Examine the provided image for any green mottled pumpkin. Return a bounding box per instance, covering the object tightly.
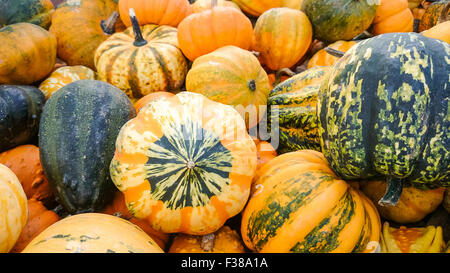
[317,33,450,206]
[267,66,329,154]
[0,0,54,29]
[418,0,450,32]
[39,80,136,214]
[301,0,379,43]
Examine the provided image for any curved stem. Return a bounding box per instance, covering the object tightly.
[200,233,215,252]
[273,68,296,86]
[324,47,345,58]
[100,11,119,35]
[378,178,403,207]
[129,8,148,47]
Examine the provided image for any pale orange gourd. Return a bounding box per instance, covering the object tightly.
[191,0,241,13]
[422,21,450,43]
[307,41,357,69]
[371,0,414,35]
[134,91,175,113]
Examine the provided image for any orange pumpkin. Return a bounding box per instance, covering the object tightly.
[231,0,284,17]
[253,7,313,71]
[9,199,59,253]
[134,91,175,113]
[307,40,357,69]
[422,21,450,43]
[253,138,277,170]
[118,0,192,27]
[101,191,170,250]
[177,2,254,61]
[371,0,414,35]
[191,0,241,13]
[0,145,53,206]
[169,226,245,253]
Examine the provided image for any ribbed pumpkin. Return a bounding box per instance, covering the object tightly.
[307,41,357,69]
[38,66,96,100]
[49,0,125,70]
[0,23,56,85]
[253,7,313,71]
[267,66,329,154]
[231,0,284,17]
[9,198,59,253]
[118,0,192,27]
[317,33,450,206]
[371,0,414,35]
[110,92,257,235]
[191,0,240,13]
[241,150,381,253]
[0,85,46,153]
[301,0,379,43]
[360,181,445,224]
[0,164,27,253]
[169,226,245,253]
[0,145,53,206]
[134,91,175,113]
[21,213,164,253]
[95,10,188,101]
[177,2,254,61]
[0,0,54,29]
[418,0,449,32]
[422,20,450,43]
[185,45,271,129]
[101,191,169,250]
[253,138,277,170]
[380,222,445,253]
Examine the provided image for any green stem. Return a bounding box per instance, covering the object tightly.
[129,8,147,47]
[378,178,403,207]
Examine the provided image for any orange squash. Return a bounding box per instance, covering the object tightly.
[422,20,450,43]
[0,145,53,206]
[371,0,414,35]
[253,138,277,170]
[360,181,445,224]
[177,2,254,61]
[231,0,284,17]
[253,7,313,71]
[134,91,175,113]
[9,199,59,253]
[101,191,170,250]
[307,40,357,69]
[169,226,245,253]
[118,0,192,27]
[191,0,241,13]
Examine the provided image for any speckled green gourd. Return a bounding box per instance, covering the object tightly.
[317,33,450,205]
[39,80,136,214]
[268,66,329,154]
[0,0,54,29]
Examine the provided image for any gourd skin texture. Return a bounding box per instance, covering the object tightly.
[0,0,54,29]
[191,0,241,13]
[0,85,46,153]
[317,33,450,190]
[418,0,450,32]
[307,41,357,69]
[231,0,284,17]
[39,80,137,214]
[371,0,413,35]
[422,21,450,44]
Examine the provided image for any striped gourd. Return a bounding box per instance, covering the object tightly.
[110,92,257,235]
[241,150,381,253]
[268,66,329,154]
[317,33,450,206]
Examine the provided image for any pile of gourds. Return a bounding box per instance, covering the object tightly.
[0,0,449,254]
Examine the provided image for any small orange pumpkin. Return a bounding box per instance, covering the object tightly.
[0,145,53,206]
[169,226,245,253]
[134,91,175,113]
[191,0,241,13]
[177,1,254,61]
[307,40,357,69]
[371,0,414,35]
[9,199,59,253]
[422,21,450,43]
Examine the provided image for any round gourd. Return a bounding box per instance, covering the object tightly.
[0,145,53,206]
[317,33,450,206]
[418,0,449,32]
[0,0,54,29]
[0,85,46,153]
[422,21,450,43]
[9,199,59,253]
[191,0,240,13]
[301,0,379,43]
[169,226,245,253]
[49,0,125,70]
[231,0,284,17]
[177,3,254,61]
[267,66,329,154]
[38,66,96,100]
[21,213,164,253]
[307,41,357,69]
[95,10,188,101]
[185,45,271,129]
[134,91,175,113]
[118,0,192,27]
[241,150,381,253]
[253,7,313,71]
[0,23,56,85]
[0,163,27,253]
[110,92,257,235]
[371,0,414,35]
[360,181,445,224]
[39,80,137,214]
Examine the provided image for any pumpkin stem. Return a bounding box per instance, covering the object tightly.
[248,80,256,91]
[101,11,119,35]
[129,8,148,47]
[273,68,296,86]
[324,47,345,58]
[352,31,373,41]
[200,233,215,252]
[211,0,218,8]
[378,178,403,207]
